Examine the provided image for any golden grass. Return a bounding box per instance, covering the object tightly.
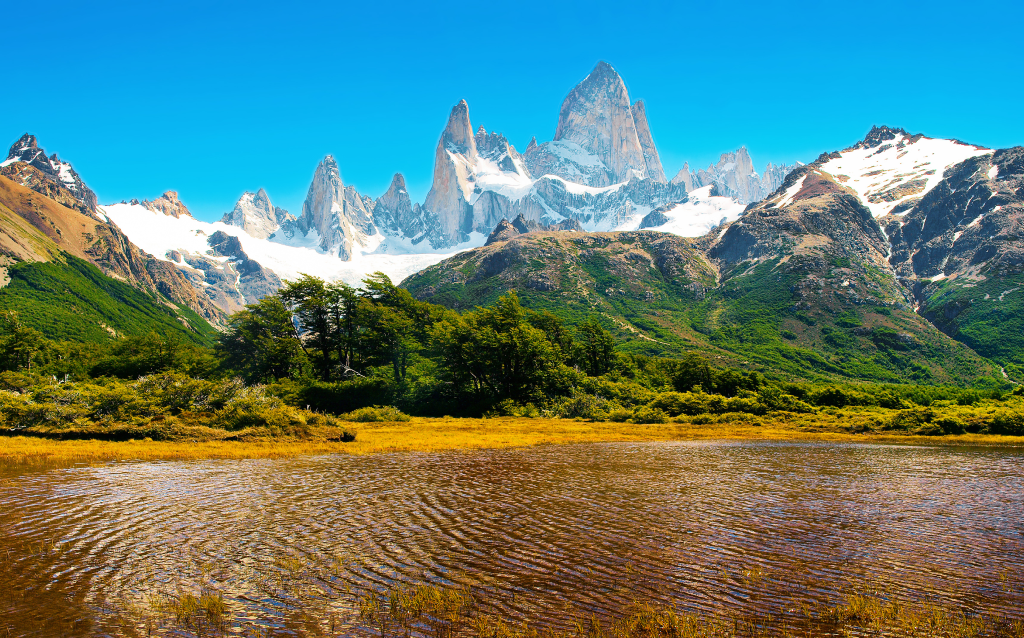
[2,414,1022,466]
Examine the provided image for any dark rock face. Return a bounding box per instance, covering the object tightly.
[168,230,283,314]
[639,206,671,229]
[884,148,1024,281]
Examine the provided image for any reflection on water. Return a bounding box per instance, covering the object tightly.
[1,441,1022,636]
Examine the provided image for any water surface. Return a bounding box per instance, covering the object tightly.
[1,440,1022,635]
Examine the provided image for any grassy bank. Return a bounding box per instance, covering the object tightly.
[3,414,1022,466]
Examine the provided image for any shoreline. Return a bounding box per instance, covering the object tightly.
[3,417,1022,466]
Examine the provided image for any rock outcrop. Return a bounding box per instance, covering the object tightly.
[221,188,295,239]
[484,213,583,245]
[0,134,98,215]
[140,191,193,218]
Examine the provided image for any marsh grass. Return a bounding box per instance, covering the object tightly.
[2,415,1022,467]
[101,579,1024,638]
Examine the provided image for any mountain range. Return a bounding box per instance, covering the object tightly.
[0,61,1021,385]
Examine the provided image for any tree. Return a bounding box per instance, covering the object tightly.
[216,296,306,383]
[280,275,335,380]
[573,317,616,376]
[0,312,48,373]
[432,293,561,402]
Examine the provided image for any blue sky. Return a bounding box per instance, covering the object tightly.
[4,0,1022,222]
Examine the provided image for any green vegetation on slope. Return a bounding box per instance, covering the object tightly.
[4,271,1020,445]
[686,257,988,385]
[0,254,217,345]
[919,272,1024,380]
[403,233,998,386]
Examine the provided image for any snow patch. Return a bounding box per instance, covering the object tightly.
[819,134,991,217]
[988,165,999,180]
[101,203,484,287]
[629,185,747,237]
[772,174,807,209]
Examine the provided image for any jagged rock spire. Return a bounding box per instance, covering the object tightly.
[553,61,649,183]
[299,155,375,260]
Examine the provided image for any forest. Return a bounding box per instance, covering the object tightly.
[1,273,1022,443]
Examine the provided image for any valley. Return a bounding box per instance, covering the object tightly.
[1,48,1023,638]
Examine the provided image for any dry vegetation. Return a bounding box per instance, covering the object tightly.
[4,413,1021,467]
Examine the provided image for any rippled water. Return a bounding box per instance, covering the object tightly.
[1,441,1023,636]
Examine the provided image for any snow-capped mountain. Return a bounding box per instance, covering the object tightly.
[220,188,295,240]
[815,126,991,218]
[91,61,797,313]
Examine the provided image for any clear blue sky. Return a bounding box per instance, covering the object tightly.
[4,0,1022,221]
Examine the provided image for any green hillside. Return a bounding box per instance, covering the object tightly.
[0,253,217,345]
[402,232,1000,387]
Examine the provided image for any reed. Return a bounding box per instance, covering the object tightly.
[107,580,1024,638]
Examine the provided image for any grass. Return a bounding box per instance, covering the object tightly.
[92,579,1024,638]
[3,414,1022,466]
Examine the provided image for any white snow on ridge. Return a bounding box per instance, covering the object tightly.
[626,185,746,237]
[101,203,485,287]
[819,134,991,217]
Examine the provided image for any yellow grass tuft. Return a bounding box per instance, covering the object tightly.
[2,415,1022,466]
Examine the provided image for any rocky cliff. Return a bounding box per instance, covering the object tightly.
[630,100,667,184]
[139,191,193,218]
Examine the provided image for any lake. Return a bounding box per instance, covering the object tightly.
[1,440,1022,635]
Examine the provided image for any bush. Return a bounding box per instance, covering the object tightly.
[485,399,540,418]
[989,410,1024,435]
[885,408,934,431]
[555,393,619,420]
[607,408,632,422]
[339,405,411,422]
[630,406,668,424]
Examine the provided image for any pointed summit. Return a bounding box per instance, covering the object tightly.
[553,61,648,183]
[299,155,375,260]
[373,172,422,239]
[142,191,193,218]
[441,99,477,160]
[4,134,41,164]
[423,100,479,245]
[221,188,294,239]
[1,133,98,214]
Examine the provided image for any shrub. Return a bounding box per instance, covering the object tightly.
[607,408,632,422]
[339,405,411,422]
[630,406,668,424]
[485,399,540,418]
[885,408,934,431]
[555,393,618,420]
[989,410,1024,435]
